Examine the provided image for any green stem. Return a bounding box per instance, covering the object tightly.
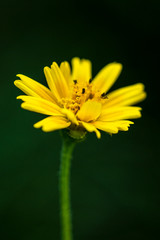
[59,134,76,240]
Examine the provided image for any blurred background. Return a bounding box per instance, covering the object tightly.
[0,0,160,239]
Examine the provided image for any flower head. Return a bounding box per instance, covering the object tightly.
[14,58,146,139]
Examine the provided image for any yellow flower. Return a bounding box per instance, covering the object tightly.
[14,57,146,139]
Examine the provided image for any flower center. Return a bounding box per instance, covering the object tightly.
[59,80,106,114]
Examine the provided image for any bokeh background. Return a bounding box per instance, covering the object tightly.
[0,0,160,239]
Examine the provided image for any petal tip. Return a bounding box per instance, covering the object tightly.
[14,80,18,86]
[16,74,22,78]
[16,96,22,100]
[96,130,101,139]
[33,123,40,129]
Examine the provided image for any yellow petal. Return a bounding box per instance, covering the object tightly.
[103,83,146,107]
[115,120,134,131]
[17,96,62,116]
[81,121,101,138]
[93,121,118,134]
[34,116,71,132]
[71,57,80,80]
[61,108,79,125]
[93,120,134,134]
[14,80,40,98]
[118,92,147,106]
[77,101,102,122]
[51,62,69,97]
[92,62,122,93]
[44,67,61,100]
[71,57,92,83]
[15,74,56,103]
[60,61,71,85]
[99,106,142,121]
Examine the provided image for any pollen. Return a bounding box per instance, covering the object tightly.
[58,80,103,114]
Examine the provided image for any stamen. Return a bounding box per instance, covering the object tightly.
[101,92,108,99]
[82,88,85,94]
[89,78,93,84]
[61,77,103,114]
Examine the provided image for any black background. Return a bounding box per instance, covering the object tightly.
[0,1,160,239]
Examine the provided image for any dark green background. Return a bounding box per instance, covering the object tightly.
[0,1,160,239]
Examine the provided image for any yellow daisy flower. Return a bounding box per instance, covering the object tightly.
[14,57,146,139]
